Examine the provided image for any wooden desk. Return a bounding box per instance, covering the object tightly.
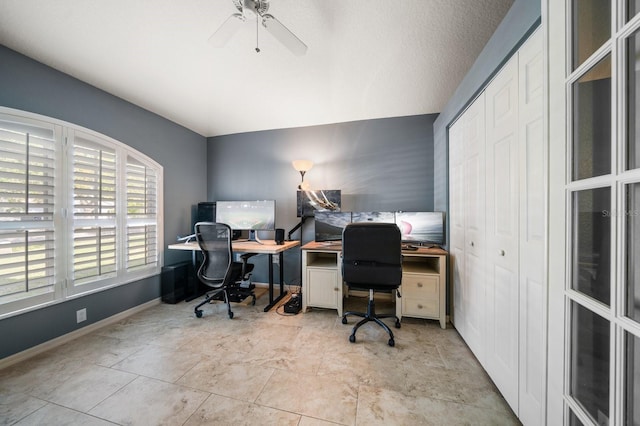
[168,239,300,311]
[301,241,448,328]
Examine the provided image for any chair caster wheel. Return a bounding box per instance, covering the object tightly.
[388,339,395,347]
[349,334,356,343]
[251,297,256,306]
[195,310,203,318]
[342,317,348,324]
[395,320,401,329]
[228,311,234,319]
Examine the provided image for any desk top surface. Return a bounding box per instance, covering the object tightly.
[168,239,300,254]
[301,241,448,256]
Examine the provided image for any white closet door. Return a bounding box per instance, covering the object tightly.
[484,54,520,412]
[462,93,486,362]
[517,29,545,426]
[449,115,466,336]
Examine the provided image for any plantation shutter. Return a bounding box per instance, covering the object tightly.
[0,117,56,303]
[72,133,117,284]
[126,156,158,270]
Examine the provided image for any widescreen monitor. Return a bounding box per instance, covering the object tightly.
[216,200,276,241]
[297,189,341,217]
[314,211,352,242]
[395,211,444,245]
[351,211,396,224]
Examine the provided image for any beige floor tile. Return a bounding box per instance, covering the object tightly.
[183,393,300,426]
[356,384,520,426]
[13,403,114,426]
[112,344,206,382]
[256,369,358,425]
[0,392,46,426]
[176,350,275,402]
[89,376,209,425]
[41,364,137,412]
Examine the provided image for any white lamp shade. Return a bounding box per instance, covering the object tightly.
[292,159,313,172]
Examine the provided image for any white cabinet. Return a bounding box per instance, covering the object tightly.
[302,249,343,317]
[448,29,544,426]
[396,253,447,329]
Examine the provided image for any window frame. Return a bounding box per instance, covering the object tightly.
[0,107,163,319]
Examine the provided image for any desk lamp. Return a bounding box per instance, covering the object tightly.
[288,160,314,240]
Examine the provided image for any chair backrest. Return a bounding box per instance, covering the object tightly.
[342,222,402,289]
[194,222,233,287]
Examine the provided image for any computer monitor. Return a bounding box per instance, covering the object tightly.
[395,211,444,246]
[215,200,276,242]
[297,189,341,217]
[351,211,396,224]
[314,211,352,242]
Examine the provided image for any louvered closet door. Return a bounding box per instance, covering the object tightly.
[449,114,466,337]
[462,92,486,362]
[484,54,520,413]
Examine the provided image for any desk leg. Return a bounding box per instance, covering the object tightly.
[263,252,288,312]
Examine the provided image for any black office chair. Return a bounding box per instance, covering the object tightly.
[193,222,255,319]
[341,222,402,346]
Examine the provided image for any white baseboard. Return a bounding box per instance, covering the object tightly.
[0,298,161,371]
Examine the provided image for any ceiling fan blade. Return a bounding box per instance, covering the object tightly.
[261,14,307,56]
[208,13,245,47]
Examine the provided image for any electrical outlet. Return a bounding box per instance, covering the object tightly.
[76,308,87,323]
[273,255,279,264]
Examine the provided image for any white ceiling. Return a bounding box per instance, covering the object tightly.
[0,0,513,137]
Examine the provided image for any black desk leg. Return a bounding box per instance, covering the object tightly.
[263,252,288,312]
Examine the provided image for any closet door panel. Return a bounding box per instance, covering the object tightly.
[449,117,466,334]
[518,29,545,426]
[485,55,520,412]
[463,93,486,361]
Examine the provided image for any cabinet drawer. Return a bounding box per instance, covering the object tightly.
[402,297,439,317]
[401,275,439,299]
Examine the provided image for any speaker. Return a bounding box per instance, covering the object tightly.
[275,228,285,245]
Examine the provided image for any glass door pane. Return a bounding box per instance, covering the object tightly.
[627,29,640,170]
[570,301,611,424]
[572,0,611,70]
[627,184,640,321]
[629,0,640,23]
[572,187,612,305]
[625,332,640,425]
[573,55,612,181]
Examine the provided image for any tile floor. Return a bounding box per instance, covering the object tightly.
[0,292,520,425]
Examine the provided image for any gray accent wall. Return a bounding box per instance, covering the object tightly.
[432,0,541,248]
[207,114,438,285]
[0,45,207,359]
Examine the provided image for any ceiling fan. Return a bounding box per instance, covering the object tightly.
[209,0,307,56]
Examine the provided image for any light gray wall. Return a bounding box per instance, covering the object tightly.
[207,114,438,285]
[433,0,541,248]
[0,45,207,359]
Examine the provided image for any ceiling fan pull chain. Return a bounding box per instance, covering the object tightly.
[255,15,260,53]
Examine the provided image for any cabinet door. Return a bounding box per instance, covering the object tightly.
[484,54,520,413]
[463,92,487,362]
[306,268,339,309]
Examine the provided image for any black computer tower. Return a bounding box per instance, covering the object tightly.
[161,261,197,304]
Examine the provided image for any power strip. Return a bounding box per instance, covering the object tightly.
[283,294,301,314]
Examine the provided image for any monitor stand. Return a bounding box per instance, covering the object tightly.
[247,230,264,244]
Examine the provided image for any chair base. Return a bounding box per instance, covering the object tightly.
[194,283,256,319]
[342,289,401,346]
